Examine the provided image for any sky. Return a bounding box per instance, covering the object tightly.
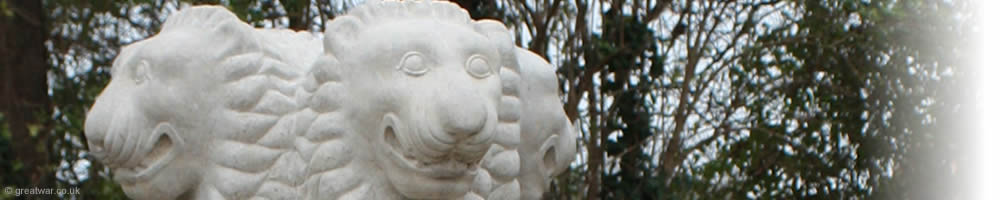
[975,1,998,200]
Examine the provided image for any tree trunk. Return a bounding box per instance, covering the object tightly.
[281,1,309,31]
[0,0,51,187]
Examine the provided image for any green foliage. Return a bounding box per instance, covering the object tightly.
[590,12,669,200]
[0,0,13,18]
[467,0,976,199]
[713,0,975,198]
[0,114,16,185]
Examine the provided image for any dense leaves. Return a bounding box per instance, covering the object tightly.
[482,0,976,199]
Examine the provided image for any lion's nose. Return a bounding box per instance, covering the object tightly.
[84,82,130,161]
[441,105,488,139]
[437,100,489,140]
[85,91,117,155]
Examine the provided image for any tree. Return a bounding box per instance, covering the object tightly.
[483,0,977,199]
[1,0,52,189]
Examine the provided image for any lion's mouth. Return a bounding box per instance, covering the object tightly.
[384,126,479,178]
[90,123,180,184]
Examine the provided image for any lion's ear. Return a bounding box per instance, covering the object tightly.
[161,6,259,56]
[475,20,512,40]
[324,16,364,56]
[162,6,252,34]
[538,119,578,177]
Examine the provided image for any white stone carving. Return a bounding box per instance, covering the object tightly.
[83,1,575,199]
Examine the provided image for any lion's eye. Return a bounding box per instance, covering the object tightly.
[134,60,151,84]
[398,52,428,76]
[466,55,491,78]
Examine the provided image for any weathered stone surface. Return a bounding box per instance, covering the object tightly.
[83,1,575,199]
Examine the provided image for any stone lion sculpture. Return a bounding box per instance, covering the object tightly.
[84,1,575,199]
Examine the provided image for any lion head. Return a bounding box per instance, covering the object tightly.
[314,1,519,199]
[84,6,320,199]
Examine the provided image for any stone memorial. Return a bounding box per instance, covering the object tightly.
[82,0,576,199]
